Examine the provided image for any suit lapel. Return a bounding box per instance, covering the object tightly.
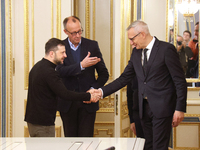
[80,38,88,61]
[145,38,159,78]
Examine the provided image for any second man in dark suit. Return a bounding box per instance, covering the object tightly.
[93,20,187,150]
[127,76,144,138]
[56,16,109,137]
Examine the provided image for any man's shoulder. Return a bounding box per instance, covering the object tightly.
[31,59,43,70]
[188,39,196,45]
[31,59,55,74]
[154,37,171,45]
[153,38,174,49]
[81,37,98,44]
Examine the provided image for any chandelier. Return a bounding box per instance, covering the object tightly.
[177,0,200,17]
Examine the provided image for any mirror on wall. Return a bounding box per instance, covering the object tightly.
[166,0,200,86]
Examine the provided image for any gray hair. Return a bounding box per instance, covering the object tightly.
[126,20,150,34]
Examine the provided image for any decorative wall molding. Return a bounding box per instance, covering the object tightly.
[173,122,200,149]
[51,0,54,38]
[99,100,114,109]
[184,114,200,117]
[95,121,114,125]
[166,0,169,42]
[187,87,200,91]
[0,0,2,137]
[6,0,13,137]
[55,126,61,137]
[94,129,113,137]
[92,0,95,40]
[56,0,61,39]
[97,108,114,113]
[24,0,29,90]
[94,121,114,137]
[24,126,29,137]
[122,127,130,137]
[85,0,90,39]
[110,0,113,79]
[121,101,128,119]
[31,0,34,66]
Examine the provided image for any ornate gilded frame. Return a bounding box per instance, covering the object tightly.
[166,0,200,88]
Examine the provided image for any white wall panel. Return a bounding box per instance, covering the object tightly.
[143,0,166,41]
[96,0,111,73]
[12,0,26,137]
[12,0,72,137]
[34,0,52,62]
[61,0,72,40]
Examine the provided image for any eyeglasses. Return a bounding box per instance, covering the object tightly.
[130,32,141,41]
[66,29,83,36]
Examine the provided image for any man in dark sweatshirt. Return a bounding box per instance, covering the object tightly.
[24,38,100,137]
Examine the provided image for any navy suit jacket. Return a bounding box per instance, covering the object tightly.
[56,37,109,113]
[102,37,187,119]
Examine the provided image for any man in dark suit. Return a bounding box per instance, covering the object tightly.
[56,16,109,137]
[92,20,187,150]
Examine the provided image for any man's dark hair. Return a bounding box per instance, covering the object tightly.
[63,16,81,30]
[45,38,65,55]
[183,30,192,37]
[195,22,199,26]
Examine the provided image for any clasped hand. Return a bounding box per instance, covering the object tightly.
[83,89,102,104]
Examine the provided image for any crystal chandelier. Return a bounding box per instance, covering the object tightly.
[177,0,200,17]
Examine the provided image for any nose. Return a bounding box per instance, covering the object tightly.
[130,40,134,45]
[64,53,67,58]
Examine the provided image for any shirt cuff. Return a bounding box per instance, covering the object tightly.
[80,62,85,70]
[98,88,104,99]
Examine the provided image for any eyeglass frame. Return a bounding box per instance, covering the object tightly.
[130,32,141,41]
[65,28,84,36]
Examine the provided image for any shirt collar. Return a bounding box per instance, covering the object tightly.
[145,36,155,50]
[68,38,81,51]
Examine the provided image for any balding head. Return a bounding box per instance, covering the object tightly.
[63,16,81,30]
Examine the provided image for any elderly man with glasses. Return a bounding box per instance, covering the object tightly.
[56,16,109,137]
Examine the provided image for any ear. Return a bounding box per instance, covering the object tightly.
[141,32,146,39]
[49,51,55,58]
[64,29,68,35]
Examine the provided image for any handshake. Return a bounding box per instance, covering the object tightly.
[84,89,103,104]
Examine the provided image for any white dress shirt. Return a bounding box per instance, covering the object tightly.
[141,36,156,65]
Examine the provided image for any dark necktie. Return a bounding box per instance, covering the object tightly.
[143,48,148,75]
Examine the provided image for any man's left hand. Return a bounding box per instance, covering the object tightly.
[172,110,184,127]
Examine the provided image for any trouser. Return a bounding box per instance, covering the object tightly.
[60,101,96,137]
[27,122,55,137]
[133,111,144,138]
[141,99,173,150]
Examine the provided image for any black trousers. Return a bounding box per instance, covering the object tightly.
[141,99,173,150]
[60,101,96,137]
[133,111,144,138]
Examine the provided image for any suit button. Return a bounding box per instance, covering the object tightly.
[144,82,146,84]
